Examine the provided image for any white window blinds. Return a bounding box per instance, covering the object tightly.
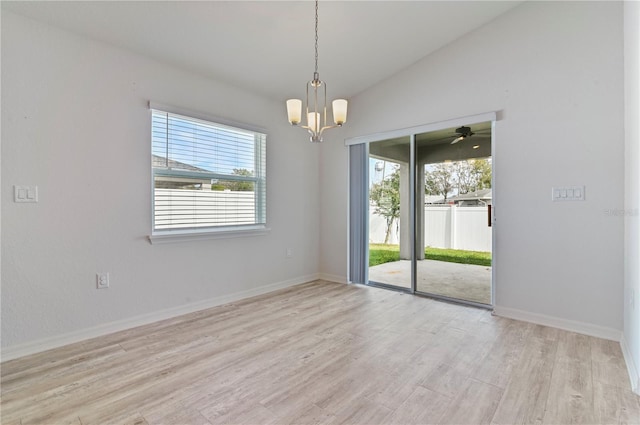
[151,109,266,233]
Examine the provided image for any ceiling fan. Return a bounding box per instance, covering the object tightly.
[451,126,475,144]
[418,125,491,146]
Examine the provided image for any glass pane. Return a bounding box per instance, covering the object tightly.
[368,137,411,290]
[415,123,492,305]
[152,111,260,175]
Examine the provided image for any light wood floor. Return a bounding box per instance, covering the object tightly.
[1,281,638,425]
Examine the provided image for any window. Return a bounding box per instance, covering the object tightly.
[150,107,266,239]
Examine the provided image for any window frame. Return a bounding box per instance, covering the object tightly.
[147,102,269,244]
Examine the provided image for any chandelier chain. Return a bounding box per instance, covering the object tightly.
[314,0,319,76]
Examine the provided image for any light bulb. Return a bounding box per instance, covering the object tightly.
[307,112,320,133]
[332,99,348,125]
[286,99,302,125]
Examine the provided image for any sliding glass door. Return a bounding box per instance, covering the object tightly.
[349,114,495,307]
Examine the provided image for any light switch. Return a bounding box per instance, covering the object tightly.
[552,185,585,201]
[14,185,38,203]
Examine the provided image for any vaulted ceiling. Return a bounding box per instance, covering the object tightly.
[2,1,521,102]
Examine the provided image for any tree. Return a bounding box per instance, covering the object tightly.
[425,163,455,201]
[471,159,492,191]
[212,168,254,191]
[425,158,491,199]
[370,169,400,244]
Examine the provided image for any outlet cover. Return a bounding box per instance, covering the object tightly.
[14,185,38,203]
[96,272,110,289]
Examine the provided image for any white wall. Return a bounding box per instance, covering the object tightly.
[623,0,640,393]
[1,11,320,352]
[321,1,625,332]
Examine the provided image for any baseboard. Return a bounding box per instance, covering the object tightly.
[621,335,640,395]
[1,273,320,362]
[493,305,623,342]
[318,273,348,284]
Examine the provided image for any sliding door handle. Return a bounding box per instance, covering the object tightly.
[488,204,492,227]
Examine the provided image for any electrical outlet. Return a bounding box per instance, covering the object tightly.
[286,248,293,258]
[14,185,38,203]
[96,272,110,289]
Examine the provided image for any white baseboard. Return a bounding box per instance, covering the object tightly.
[621,335,640,395]
[493,305,623,342]
[1,273,320,362]
[318,273,347,284]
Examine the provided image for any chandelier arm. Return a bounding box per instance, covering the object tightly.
[319,124,340,136]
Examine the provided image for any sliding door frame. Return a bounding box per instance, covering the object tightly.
[347,111,497,306]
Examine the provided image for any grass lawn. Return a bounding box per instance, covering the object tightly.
[369,244,491,267]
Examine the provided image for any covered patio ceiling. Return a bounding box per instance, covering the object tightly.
[369,121,492,165]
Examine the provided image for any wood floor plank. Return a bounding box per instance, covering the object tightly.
[274,403,336,425]
[491,327,558,425]
[143,405,212,425]
[121,413,150,425]
[81,410,149,425]
[209,402,280,425]
[366,326,466,410]
[472,319,532,388]
[384,385,451,425]
[593,381,640,425]
[439,378,503,425]
[314,360,397,415]
[422,318,500,399]
[591,338,634,392]
[330,397,393,425]
[0,343,127,392]
[542,331,597,425]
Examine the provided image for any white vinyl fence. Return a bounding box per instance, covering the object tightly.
[154,189,256,230]
[370,205,492,252]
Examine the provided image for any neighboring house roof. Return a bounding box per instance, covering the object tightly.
[447,189,492,202]
[425,195,446,204]
[152,155,208,172]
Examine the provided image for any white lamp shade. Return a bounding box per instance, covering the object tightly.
[307,112,320,132]
[332,99,348,125]
[286,99,302,125]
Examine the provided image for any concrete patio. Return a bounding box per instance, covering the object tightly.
[368,259,492,305]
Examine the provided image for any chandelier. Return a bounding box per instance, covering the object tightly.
[286,0,348,143]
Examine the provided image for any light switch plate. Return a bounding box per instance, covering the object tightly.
[14,185,38,203]
[552,185,585,201]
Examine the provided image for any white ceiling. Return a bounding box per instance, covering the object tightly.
[2,1,521,102]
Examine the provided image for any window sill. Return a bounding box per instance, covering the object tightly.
[148,226,271,245]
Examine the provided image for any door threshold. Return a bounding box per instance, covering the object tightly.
[366,280,413,294]
[366,281,492,310]
[414,290,492,310]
